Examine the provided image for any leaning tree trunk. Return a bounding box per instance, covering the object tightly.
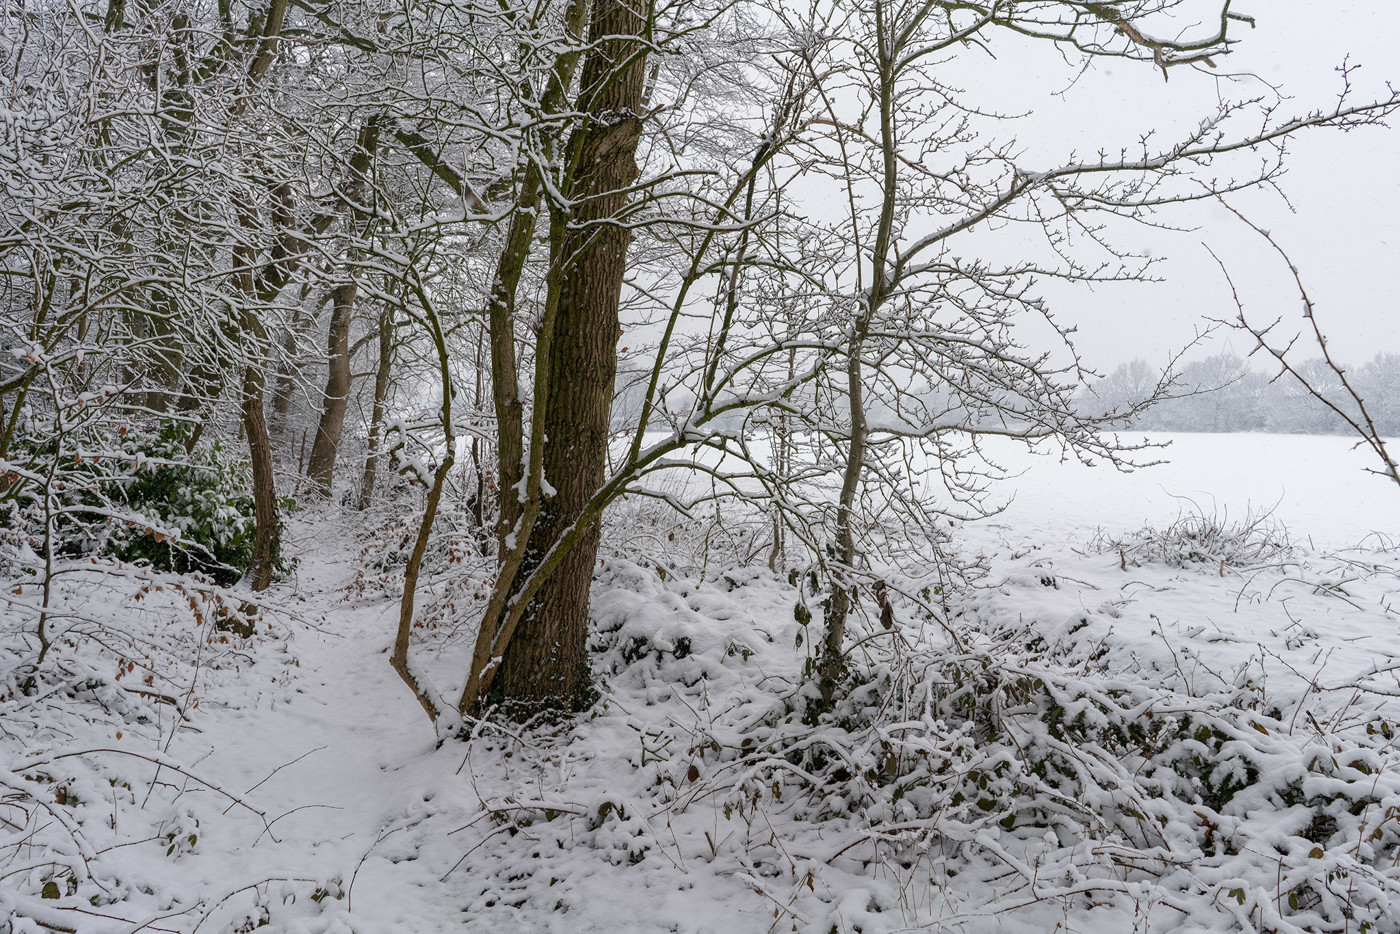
[305,281,355,495]
[491,0,650,710]
[227,0,292,593]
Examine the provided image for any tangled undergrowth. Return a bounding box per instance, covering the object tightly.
[447,531,1400,934]
[1092,501,1294,571]
[2,498,1398,933]
[0,563,314,933]
[676,637,1400,933]
[339,497,495,645]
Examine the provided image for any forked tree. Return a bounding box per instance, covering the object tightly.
[457,0,654,713]
[468,0,1400,707]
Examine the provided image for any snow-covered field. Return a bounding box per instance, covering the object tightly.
[974,432,1400,551]
[4,433,1400,933]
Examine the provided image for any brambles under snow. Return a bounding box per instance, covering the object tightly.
[1091,501,1294,570]
[2,438,1400,933]
[441,541,1400,934]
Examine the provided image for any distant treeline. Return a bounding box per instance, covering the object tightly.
[1083,353,1400,435]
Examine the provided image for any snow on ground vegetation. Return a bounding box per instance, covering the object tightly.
[3,434,1400,933]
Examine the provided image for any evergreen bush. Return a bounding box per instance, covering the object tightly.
[103,429,259,585]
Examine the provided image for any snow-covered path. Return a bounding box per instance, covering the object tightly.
[152,517,463,931]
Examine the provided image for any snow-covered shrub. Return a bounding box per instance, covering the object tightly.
[1,415,260,586]
[102,430,259,585]
[673,623,1400,934]
[575,560,1400,933]
[1094,501,1293,570]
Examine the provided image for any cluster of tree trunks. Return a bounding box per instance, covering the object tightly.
[491,0,650,709]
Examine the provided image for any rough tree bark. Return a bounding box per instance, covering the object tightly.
[482,0,589,558]
[305,281,355,494]
[490,0,650,709]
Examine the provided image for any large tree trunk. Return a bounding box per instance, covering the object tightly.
[305,280,355,495]
[491,0,649,710]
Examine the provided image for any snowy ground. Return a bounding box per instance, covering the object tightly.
[3,433,1399,933]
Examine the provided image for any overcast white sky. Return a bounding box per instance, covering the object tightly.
[987,1,1400,371]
